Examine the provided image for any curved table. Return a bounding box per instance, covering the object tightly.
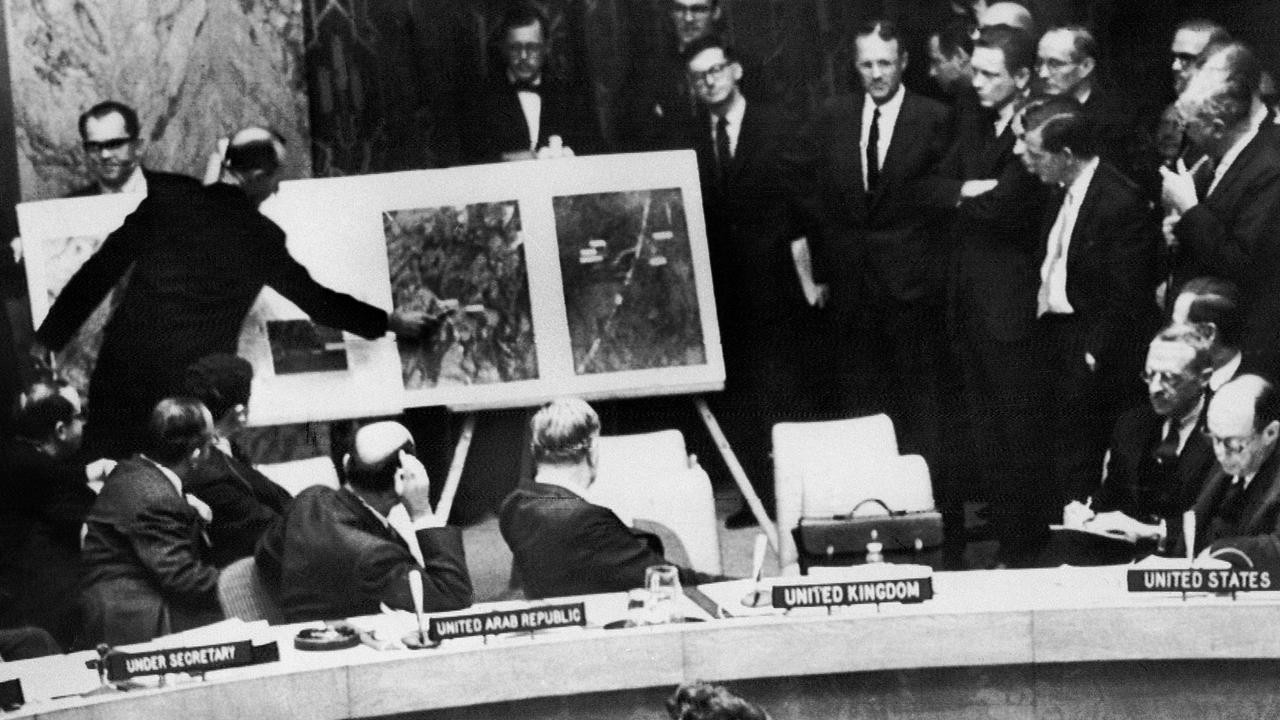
[6,566,1280,719]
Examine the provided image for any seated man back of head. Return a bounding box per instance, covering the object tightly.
[499,398,726,599]
[255,421,472,621]
[181,354,291,567]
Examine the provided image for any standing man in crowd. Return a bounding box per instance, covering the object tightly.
[256,421,472,622]
[801,20,954,535]
[69,101,199,198]
[920,25,1050,567]
[1162,42,1280,350]
[460,3,600,163]
[1017,96,1159,504]
[927,18,978,111]
[80,398,223,645]
[31,126,432,458]
[1034,26,1137,181]
[685,35,811,527]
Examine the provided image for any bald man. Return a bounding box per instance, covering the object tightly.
[256,421,472,622]
[32,127,432,458]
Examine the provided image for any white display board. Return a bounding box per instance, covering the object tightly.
[20,151,723,423]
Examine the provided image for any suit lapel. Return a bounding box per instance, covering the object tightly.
[1241,451,1280,533]
[727,102,760,184]
[1065,166,1103,266]
[1205,128,1265,205]
[847,95,866,199]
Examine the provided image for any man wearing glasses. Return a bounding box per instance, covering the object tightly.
[1184,373,1280,566]
[68,101,199,198]
[1035,26,1137,186]
[459,3,599,164]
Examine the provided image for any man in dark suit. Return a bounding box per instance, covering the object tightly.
[67,101,197,198]
[31,127,431,459]
[180,354,291,568]
[80,398,223,645]
[1187,374,1280,567]
[500,399,726,599]
[1035,27,1138,185]
[459,4,600,163]
[1017,96,1160,503]
[0,382,113,649]
[1051,332,1214,565]
[1162,42,1280,351]
[918,25,1051,566]
[683,35,811,527]
[800,19,954,530]
[926,18,979,112]
[256,421,472,622]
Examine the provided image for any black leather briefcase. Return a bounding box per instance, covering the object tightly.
[793,499,944,573]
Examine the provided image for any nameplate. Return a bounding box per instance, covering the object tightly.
[772,577,933,609]
[104,640,271,681]
[429,602,587,641]
[1127,568,1275,593]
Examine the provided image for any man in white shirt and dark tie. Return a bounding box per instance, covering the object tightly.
[1016,95,1160,506]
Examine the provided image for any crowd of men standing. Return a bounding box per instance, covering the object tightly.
[8,0,1280,657]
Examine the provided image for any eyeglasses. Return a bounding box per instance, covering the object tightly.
[688,62,732,85]
[1036,58,1078,72]
[1201,429,1255,455]
[505,42,545,57]
[671,3,714,17]
[82,137,136,153]
[1140,370,1193,391]
[1171,52,1198,67]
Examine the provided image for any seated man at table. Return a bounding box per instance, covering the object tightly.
[181,354,291,567]
[256,421,472,621]
[1185,374,1280,567]
[499,397,726,599]
[81,397,224,645]
[1052,331,1216,564]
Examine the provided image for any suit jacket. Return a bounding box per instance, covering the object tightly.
[0,440,96,646]
[499,482,723,600]
[1096,403,1216,527]
[1036,162,1160,365]
[80,458,222,645]
[694,101,808,337]
[184,445,292,568]
[255,486,472,622]
[1193,448,1280,567]
[921,106,1051,343]
[460,78,601,164]
[1081,88,1139,185]
[36,182,388,453]
[800,91,954,305]
[1171,123,1280,350]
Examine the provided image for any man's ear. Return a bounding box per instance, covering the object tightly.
[1079,56,1096,78]
[1262,419,1280,444]
[53,420,68,442]
[342,453,352,476]
[1014,67,1031,90]
[901,50,909,71]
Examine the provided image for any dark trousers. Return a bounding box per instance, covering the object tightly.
[952,321,1054,564]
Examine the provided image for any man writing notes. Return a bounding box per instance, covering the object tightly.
[32,127,431,458]
[500,398,726,599]
[256,421,472,622]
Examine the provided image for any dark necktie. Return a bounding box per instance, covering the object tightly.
[1153,421,1181,467]
[1217,477,1248,530]
[715,115,731,186]
[866,105,881,191]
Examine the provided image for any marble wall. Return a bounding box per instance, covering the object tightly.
[5,0,310,201]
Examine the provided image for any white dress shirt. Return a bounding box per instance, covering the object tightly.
[708,93,747,162]
[859,84,904,191]
[512,74,543,151]
[1210,352,1243,392]
[1038,157,1100,316]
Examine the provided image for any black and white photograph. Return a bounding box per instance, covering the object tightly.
[266,319,348,375]
[554,188,705,376]
[383,201,538,390]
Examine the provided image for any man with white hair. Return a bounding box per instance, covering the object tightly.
[256,420,472,622]
[499,398,727,599]
[31,126,433,458]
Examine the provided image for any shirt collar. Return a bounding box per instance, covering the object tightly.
[348,487,394,530]
[103,166,147,195]
[712,92,747,128]
[140,454,183,496]
[864,84,906,118]
[1064,156,1100,199]
[994,100,1016,136]
[1210,352,1243,391]
[1214,102,1266,178]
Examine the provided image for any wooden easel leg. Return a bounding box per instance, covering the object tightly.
[436,413,477,522]
[692,396,780,554]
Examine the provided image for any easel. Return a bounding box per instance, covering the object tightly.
[432,397,780,557]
